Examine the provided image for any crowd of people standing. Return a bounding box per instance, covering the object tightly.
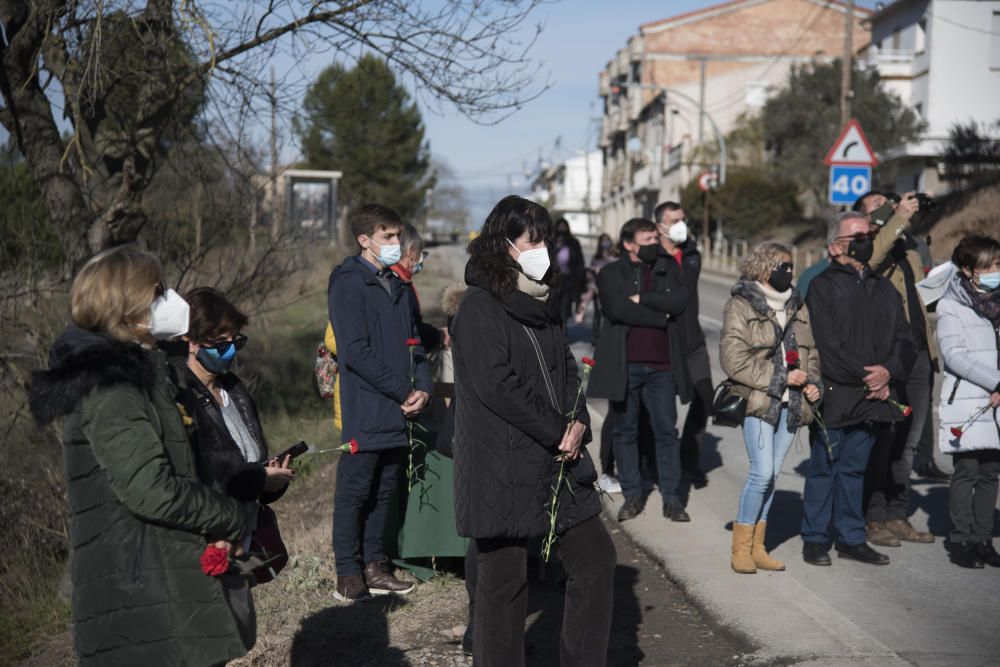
[28,183,999,665]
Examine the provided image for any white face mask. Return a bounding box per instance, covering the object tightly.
[667,220,688,244]
[147,289,190,340]
[507,239,550,281]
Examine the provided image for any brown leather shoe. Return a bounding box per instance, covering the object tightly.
[334,574,372,602]
[885,519,935,543]
[363,560,415,595]
[866,521,901,547]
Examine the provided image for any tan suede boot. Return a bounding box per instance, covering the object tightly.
[731,523,757,574]
[752,521,785,571]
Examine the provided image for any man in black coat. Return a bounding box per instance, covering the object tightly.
[589,218,690,523]
[801,211,916,568]
[655,201,713,487]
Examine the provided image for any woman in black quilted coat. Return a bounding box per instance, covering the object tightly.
[451,195,616,667]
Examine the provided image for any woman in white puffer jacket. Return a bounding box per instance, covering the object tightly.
[936,235,1000,569]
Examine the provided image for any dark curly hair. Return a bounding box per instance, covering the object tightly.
[467,195,560,296]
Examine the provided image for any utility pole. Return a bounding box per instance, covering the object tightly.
[269,67,281,242]
[840,0,854,127]
[697,57,707,145]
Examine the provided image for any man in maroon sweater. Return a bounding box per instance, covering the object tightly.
[589,218,691,523]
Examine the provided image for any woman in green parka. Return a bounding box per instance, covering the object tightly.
[29,246,254,666]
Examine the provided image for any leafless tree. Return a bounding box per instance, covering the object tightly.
[0,0,549,270]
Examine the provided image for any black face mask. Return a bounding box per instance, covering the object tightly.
[847,237,874,264]
[767,268,794,293]
[637,244,659,265]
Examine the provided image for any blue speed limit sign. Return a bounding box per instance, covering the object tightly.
[828,165,872,205]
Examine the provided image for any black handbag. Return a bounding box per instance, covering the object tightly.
[711,380,747,428]
[712,305,802,428]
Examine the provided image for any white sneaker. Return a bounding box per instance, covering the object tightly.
[598,474,622,494]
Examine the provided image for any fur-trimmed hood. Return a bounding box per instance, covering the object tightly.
[29,326,156,425]
[441,283,467,318]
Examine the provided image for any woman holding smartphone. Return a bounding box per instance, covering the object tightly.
[173,287,294,648]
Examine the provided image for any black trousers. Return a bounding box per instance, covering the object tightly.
[949,450,1000,544]
[864,423,904,522]
[681,377,714,476]
[473,515,616,667]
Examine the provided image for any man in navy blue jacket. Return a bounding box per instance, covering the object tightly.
[328,203,433,602]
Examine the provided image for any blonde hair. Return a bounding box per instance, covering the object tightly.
[70,246,164,343]
[740,242,792,282]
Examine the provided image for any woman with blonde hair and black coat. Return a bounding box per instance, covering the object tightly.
[720,242,822,573]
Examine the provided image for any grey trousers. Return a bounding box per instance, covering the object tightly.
[949,450,1000,544]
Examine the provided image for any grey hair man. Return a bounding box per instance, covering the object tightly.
[800,211,916,567]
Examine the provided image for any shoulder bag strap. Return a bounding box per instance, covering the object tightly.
[521,324,560,413]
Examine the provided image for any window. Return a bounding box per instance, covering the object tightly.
[915,18,926,53]
[991,12,1000,69]
[891,27,901,50]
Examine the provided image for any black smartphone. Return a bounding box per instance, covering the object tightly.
[268,441,309,464]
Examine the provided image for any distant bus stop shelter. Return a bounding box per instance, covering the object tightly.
[283,169,342,242]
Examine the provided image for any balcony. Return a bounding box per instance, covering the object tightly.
[860,47,921,79]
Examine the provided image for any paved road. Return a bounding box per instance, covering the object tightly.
[582,271,1000,667]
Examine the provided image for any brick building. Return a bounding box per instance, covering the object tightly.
[598,0,870,235]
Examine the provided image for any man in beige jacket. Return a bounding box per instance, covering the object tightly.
[854,191,938,547]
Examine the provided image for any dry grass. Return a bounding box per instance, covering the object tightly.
[922,182,1000,263]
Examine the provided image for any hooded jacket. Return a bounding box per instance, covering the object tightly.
[451,263,600,539]
[28,327,251,667]
[936,276,1000,454]
[806,261,917,428]
[720,281,822,429]
[328,255,433,450]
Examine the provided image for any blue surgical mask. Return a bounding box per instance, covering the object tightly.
[196,344,236,375]
[979,271,1000,291]
[370,240,401,267]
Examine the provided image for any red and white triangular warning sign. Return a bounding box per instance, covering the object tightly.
[823,119,878,166]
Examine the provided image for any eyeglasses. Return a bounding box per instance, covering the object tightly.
[774,262,794,273]
[203,334,248,355]
[835,231,878,243]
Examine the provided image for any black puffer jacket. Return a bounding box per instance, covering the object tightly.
[807,261,917,428]
[451,265,601,539]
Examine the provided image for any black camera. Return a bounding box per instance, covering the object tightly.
[914,193,937,212]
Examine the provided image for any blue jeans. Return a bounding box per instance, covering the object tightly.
[332,447,405,576]
[801,423,876,546]
[611,364,681,505]
[736,408,795,525]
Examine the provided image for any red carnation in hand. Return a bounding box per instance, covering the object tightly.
[406,338,420,347]
[582,357,596,367]
[200,545,230,577]
[950,426,963,438]
[902,405,913,417]
[785,350,800,368]
[339,438,360,455]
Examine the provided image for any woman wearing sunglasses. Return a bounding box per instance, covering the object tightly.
[174,287,295,649]
[720,242,823,574]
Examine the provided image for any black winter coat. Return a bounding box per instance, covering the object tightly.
[588,255,692,403]
[671,240,708,355]
[451,267,601,539]
[173,363,286,504]
[806,261,917,428]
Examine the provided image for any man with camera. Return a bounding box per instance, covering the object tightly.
[852,191,939,549]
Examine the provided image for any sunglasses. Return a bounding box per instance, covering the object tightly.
[154,282,167,299]
[774,262,794,273]
[202,334,248,355]
[836,231,878,243]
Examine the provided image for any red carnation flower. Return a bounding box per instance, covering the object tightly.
[200,545,230,577]
[406,338,420,347]
[582,357,596,367]
[339,439,360,455]
[902,405,913,417]
[785,350,800,368]
[950,426,963,438]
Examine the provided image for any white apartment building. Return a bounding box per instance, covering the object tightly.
[530,150,603,237]
[861,0,1000,193]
